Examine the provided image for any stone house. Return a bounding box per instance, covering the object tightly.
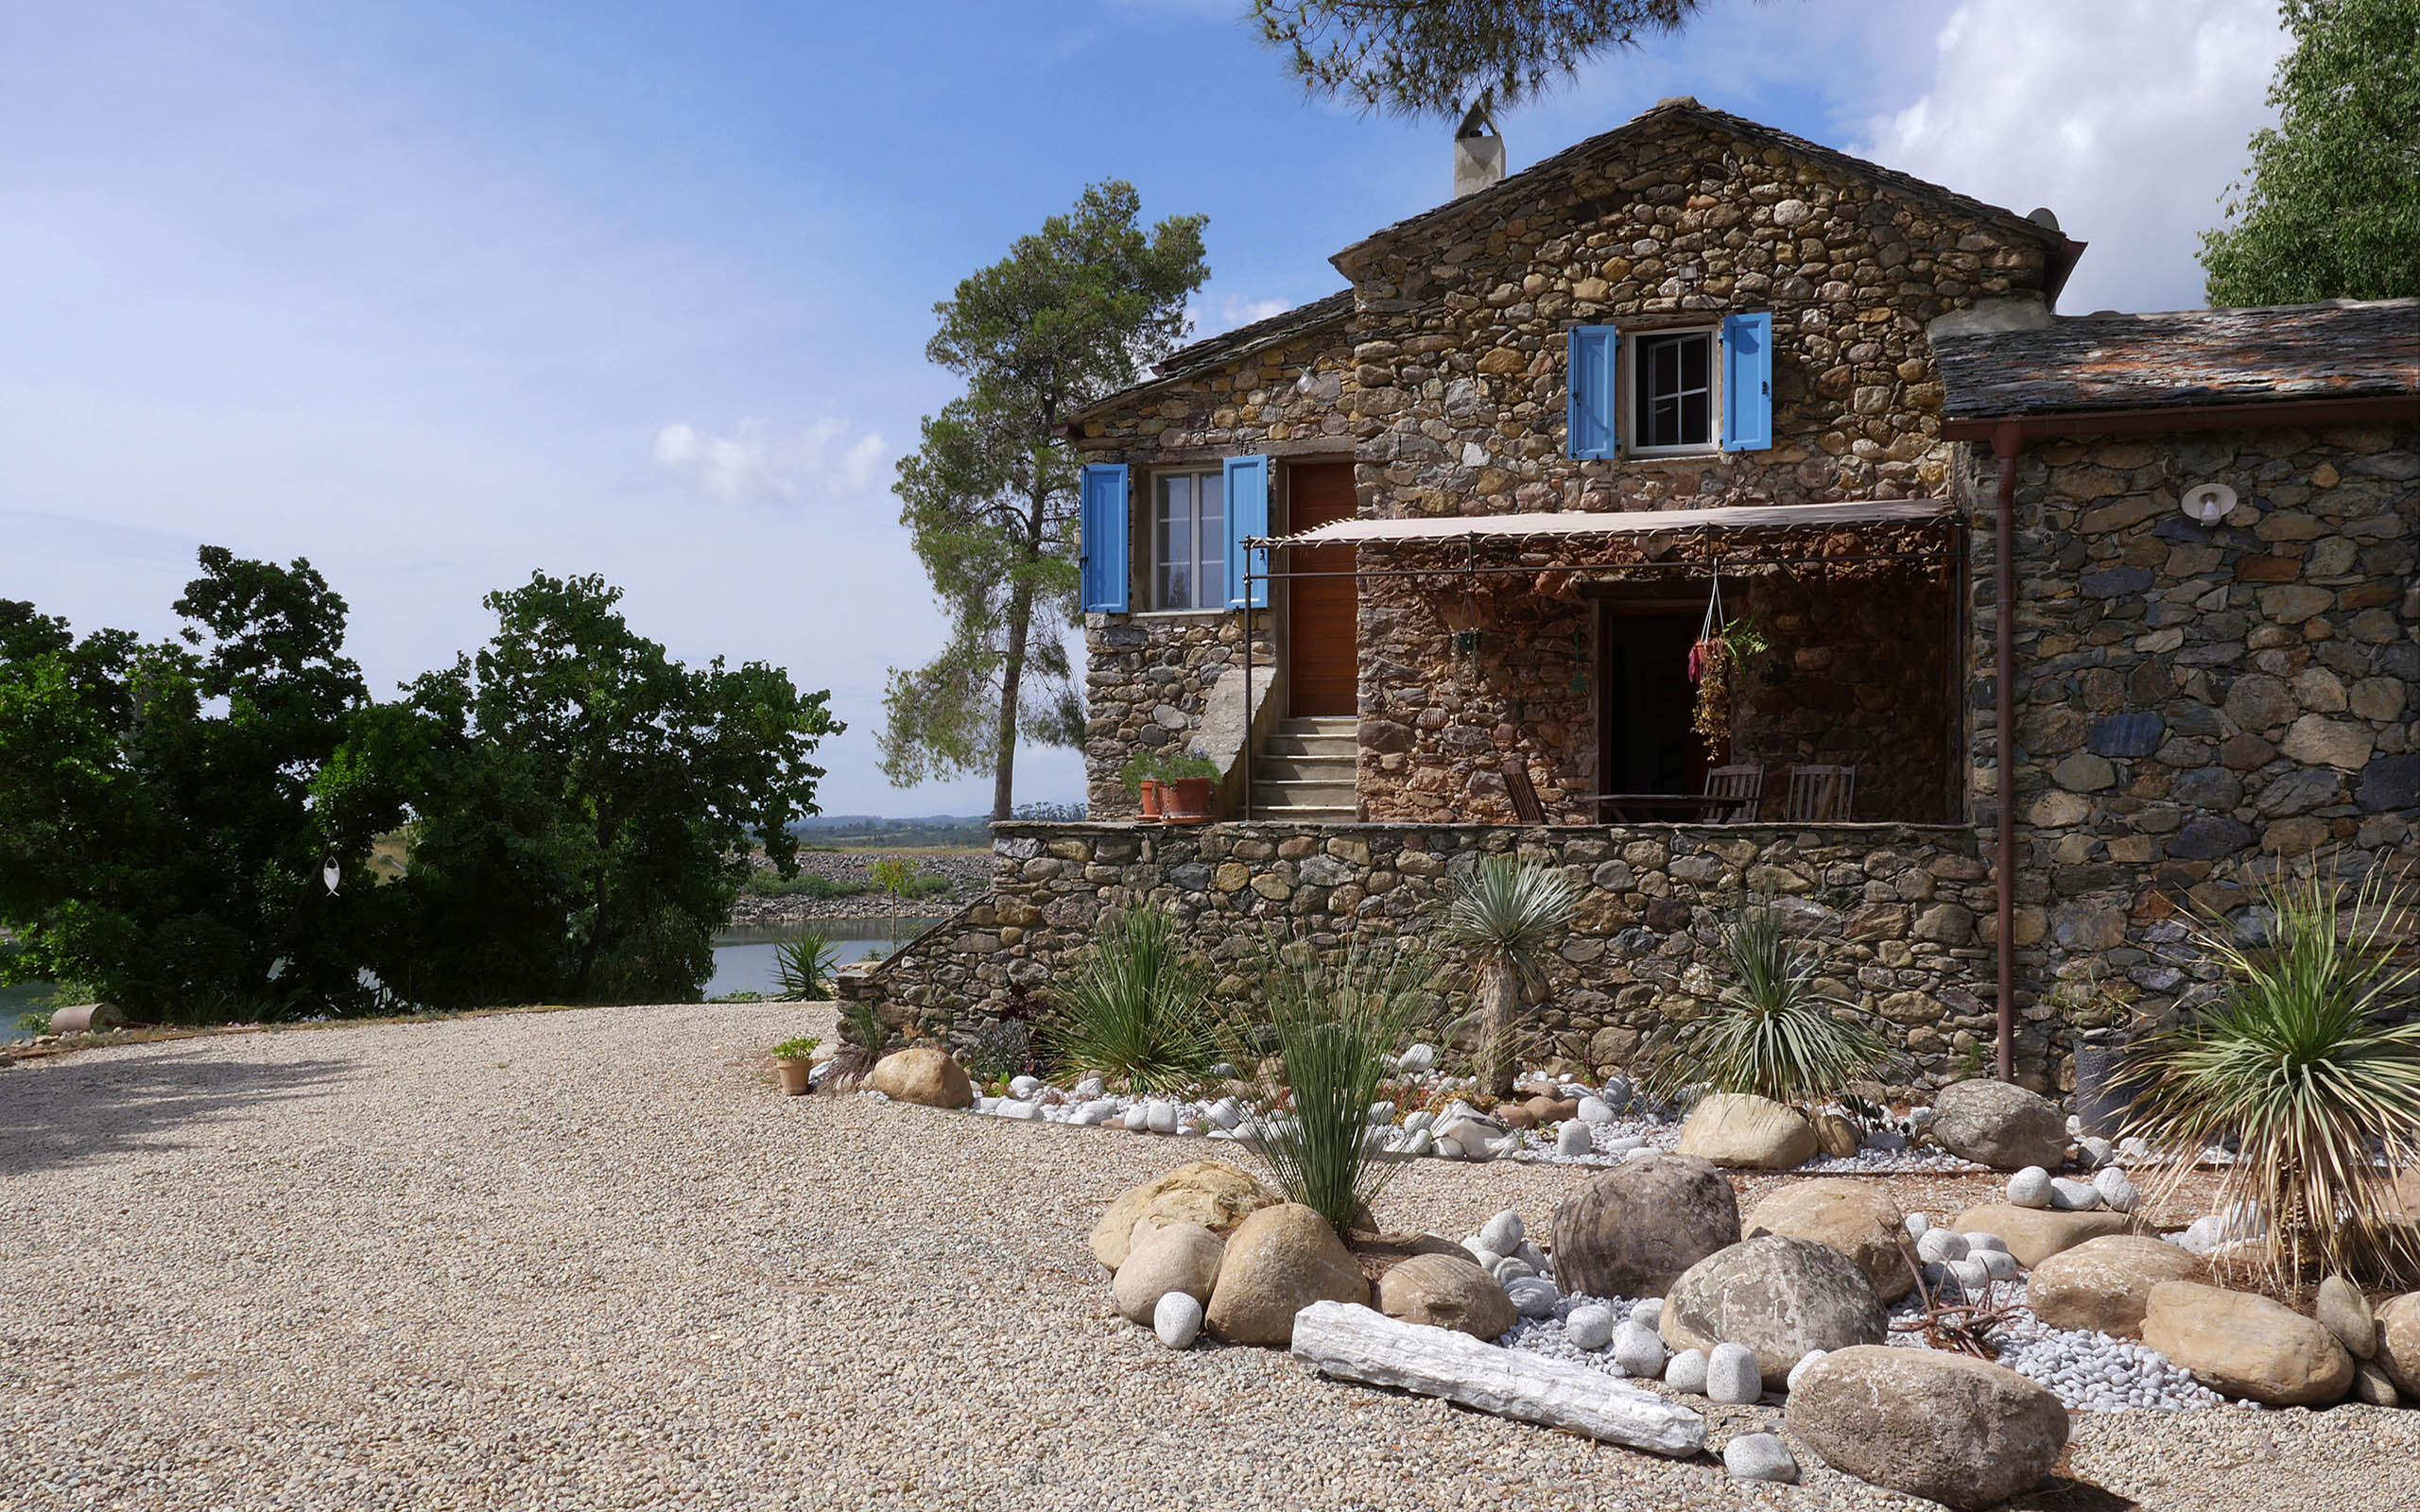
[845,99,2417,1093]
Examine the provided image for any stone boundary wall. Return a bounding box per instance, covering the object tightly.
[836,818,2069,1094]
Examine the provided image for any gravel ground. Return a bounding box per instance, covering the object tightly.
[4,1005,2413,1512]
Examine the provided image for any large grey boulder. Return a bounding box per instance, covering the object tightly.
[1374,1253,1515,1340]
[1204,1203,1370,1346]
[1659,1235,1888,1388]
[1788,1346,2067,1511]
[1550,1153,1740,1299]
[2142,1280,2354,1405]
[1741,1178,1912,1303]
[2024,1234,2199,1338]
[1929,1078,2067,1170]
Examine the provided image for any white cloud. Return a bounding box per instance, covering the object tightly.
[650,417,889,504]
[1184,292,1298,339]
[1852,0,2288,313]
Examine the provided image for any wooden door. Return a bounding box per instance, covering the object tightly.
[1286,462,1358,717]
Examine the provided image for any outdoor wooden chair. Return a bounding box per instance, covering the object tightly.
[1703,764,1766,823]
[1500,755,1547,824]
[1785,765,1858,822]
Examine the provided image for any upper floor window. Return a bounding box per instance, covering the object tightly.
[1153,470,1225,610]
[1632,328,1718,452]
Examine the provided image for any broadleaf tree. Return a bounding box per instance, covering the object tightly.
[2199,0,2420,304]
[882,180,1208,821]
[1249,0,1707,117]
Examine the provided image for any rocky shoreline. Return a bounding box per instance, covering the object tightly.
[728,849,987,925]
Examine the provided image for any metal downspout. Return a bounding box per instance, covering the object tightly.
[1993,423,2022,1082]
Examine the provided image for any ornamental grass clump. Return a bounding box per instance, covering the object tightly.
[1445,854,1578,1098]
[772,929,838,1001]
[1230,936,1437,1238]
[1043,906,1219,1094]
[1640,898,1889,1108]
[2126,871,2420,1289]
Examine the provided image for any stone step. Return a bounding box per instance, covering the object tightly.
[1251,779,1357,809]
[1252,756,1356,783]
[1260,733,1357,759]
[1245,802,1357,823]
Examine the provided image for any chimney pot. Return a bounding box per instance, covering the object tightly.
[1453,101,1504,198]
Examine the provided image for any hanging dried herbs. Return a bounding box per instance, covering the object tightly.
[1688,612,1766,750]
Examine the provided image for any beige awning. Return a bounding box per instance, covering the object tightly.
[1254,499,1951,549]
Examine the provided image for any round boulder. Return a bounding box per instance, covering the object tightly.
[1551,1153,1741,1299]
[1089,1160,1284,1270]
[1929,1078,2066,1170]
[1742,1178,1912,1303]
[2377,1292,2420,1396]
[1788,1346,2067,1511]
[1204,1202,1370,1346]
[1374,1253,1515,1340]
[1676,1092,1818,1171]
[2025,1234,2199,1337]
[2141,1280,2355,1406]
[866,1046,975,1109]
[1947,1202,2132,1267]
[1111,1221,1224,1325]
[1659,1234,1888,1387]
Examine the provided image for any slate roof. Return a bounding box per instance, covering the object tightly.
[1332,96,2075,275]
[1064,289,1355,427]
[1935,300,2420,419]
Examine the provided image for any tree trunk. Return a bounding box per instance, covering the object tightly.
[988,485,1050,823]
[1478,960,1521,1100]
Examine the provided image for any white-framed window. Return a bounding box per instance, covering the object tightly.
[1152,470,1225,610]
[1628,327,1721,455]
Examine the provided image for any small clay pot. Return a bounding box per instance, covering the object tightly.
[1160,776,1217,823]
[1136,778,1163,819]
[774,1058,813,1096]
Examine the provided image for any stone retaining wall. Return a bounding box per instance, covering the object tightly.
[837,818,2058,1094]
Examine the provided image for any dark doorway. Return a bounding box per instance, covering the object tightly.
[1286,461,1357,717]
[1596,607,1710,807]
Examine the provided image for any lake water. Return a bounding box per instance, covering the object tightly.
[0,915,944,1040]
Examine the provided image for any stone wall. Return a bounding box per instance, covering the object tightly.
[1084,610,1274,818]
[1962,420,2419,1021]
[838,818,2050,1094]
[1070,314,1356,457]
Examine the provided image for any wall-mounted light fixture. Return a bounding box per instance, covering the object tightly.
[1440,595,1486,657]
[2181,482,2236,524]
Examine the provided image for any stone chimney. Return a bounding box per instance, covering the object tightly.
[1453,101,1504,198]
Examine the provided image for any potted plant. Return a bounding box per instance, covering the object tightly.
[1155,752,1221,823]
[770,1035,821,1096]
[1120,753,1165,819]
[1688,612,1767,753]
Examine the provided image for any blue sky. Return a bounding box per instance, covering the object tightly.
[2,0,2290,814]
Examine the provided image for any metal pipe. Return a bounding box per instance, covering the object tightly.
[1993,423,2022,1083]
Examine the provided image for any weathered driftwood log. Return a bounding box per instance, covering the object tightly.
[1289,1301,1705,1456]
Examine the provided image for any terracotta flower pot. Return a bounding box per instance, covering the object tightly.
[774,1058,813,1096]
[1137,778,1163,819]
[1160,776,1217,824]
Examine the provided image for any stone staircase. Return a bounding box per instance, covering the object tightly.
[1247,716,1357,821]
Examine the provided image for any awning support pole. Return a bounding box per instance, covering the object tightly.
[1992,423,2023,1084]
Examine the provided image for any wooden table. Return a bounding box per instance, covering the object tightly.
[1579,793,1750,823]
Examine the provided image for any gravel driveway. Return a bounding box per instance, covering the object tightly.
[5,1004,2414,1511]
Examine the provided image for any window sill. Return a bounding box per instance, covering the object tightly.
[1132,608,1236,621]
[1625,447,1725,461]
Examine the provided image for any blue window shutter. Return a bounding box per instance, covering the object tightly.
[1566,326,1619,458]
[1223,455,1270,610]
[1720,312,1773,452]
[1079,463,1129,613]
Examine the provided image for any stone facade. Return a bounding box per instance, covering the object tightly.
[1084,610,1273,818]
[1964,421,2419,1018]
[839,818,2037,1094]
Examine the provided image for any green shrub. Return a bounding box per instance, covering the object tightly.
[1640,899,1888,1108]
[773,930,838,1001]
[1229,936,1436,1238]
[1043,906,1219,1093]
[1445,854,1576,1097]
[2127,871,2420,1288]
[959,1020,1034,1084]
[770,1035,821,1061]
[14,1010,51,1035]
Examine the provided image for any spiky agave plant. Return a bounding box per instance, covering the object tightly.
[1042,906,1219,1094]
[1446,854,1578,1098]
[772,928,838,1002]
[1229,934,1438,1238]
[1640,898,1889,1107]
[2126,870,2420,1289]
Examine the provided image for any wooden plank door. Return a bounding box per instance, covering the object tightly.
[1286,462,1358,717]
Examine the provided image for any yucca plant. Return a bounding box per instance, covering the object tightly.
[772,929,838,1001]
[1446,853,1578,1098]
[1043,906,1219,1093]
[2125,871,2420,1289]
[1228,936,1438,1238]
[825,999,890,1091]
[1639,899,1889,1107]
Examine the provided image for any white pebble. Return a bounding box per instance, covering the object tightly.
[1492,1256,1536,1283]
[1152,1291,1202,1349]
[1905,1212,1932,1239]
[1614,1321,1668,1379]
[1963,1231,2009,1254]
[2094,1166,2140,1212]
[1121,1106,1151,1131]
[1145,1102,1180,1136]
[1576,1096,1614,1125]
[1706,1342,1762,1403]
[1009,1074,1041,1098]
[1723,1432,1800,1484]
[1628,1297,1663,1330]
[1665,1347,1709,1394]
[1564,1303,1616,1351]
[1979,1247,2021,1280]
[2049,1177,2101,1212]
[1504,1276,1560,1318]
[1464,1244,1504,1271]
[1916,1228,1968,1264]
[1556,1122,1592,1156]
[2007,1166,2054,1209]
[1478,1210,1524,1254]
